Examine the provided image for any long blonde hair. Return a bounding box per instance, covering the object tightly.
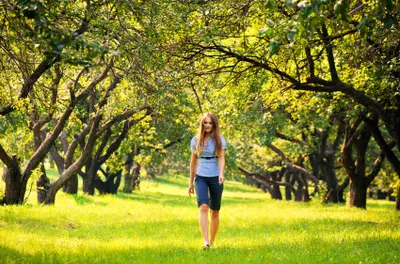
[195,112,223,157]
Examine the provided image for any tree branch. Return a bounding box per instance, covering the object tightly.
[275,130,304,144]
[0,9,91,116]
[0,144,13,167]
[266,143,319,185]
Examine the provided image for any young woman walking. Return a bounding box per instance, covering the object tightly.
[188,112,226,250]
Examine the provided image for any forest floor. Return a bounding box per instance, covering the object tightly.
[0,169,399,263]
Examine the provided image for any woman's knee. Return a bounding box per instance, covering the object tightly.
[199,204,209,213]
[210,209,219,218]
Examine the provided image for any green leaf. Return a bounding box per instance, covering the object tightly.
[286,30,296,40]
[258,28,267,37]
[383,17,394,28]
[300,38,308,47]
[302,6,313,18]
[269,41,281,54]
[385,0,394,11]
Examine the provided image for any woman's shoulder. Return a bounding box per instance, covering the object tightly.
[190,135,198,145]
[219,135,227,147]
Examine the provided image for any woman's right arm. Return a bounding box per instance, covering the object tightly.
[188,152,198,196]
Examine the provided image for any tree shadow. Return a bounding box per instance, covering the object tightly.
[72,194,107,206]
[224,182,261,193]
[153,175,261,194]
[153,176,190,189]
[10,209,399,243]
[0,245,27,263]
[364,200,396,210]
[116,190,264,208]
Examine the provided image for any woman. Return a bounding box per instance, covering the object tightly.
[188,112,226,250]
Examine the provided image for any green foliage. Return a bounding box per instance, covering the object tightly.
[1,0,399,205]
[316,180,329,203]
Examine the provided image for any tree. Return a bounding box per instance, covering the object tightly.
[0,0,98,204]
[0,0,163,204]
[170,0,400,209]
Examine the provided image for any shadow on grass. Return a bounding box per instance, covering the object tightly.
[224,182,260,193]
[71,194,108,206]
[222,196,266,206]
[73,195,94,205]
[153,176,188,189]
[365,200,396,210]
[116,192,188,205]
[8,208,400,243]
[0,246,26,263]
[153,175,258,194]
[116,191,264,208]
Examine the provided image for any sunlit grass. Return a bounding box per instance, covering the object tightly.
[0,172,399,264]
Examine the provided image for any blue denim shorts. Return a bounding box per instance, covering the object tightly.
[195,175,224,210]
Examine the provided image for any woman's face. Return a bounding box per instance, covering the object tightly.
[203,116,213,134]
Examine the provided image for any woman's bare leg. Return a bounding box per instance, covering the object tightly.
[210,209,219,246]
[199,204,210,246]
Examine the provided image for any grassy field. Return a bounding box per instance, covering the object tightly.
[0,170,399,264]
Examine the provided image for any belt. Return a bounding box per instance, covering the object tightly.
[200,156,217,160]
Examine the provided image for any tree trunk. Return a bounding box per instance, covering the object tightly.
[123,151,135,193]
[376,189,388,200]
[37,163,50,203]
[131,163,141,191]
[31,127,51,203]
[62,174,78,194]
[396,186,400,211]
[362,115,400,211]
[83,177,94,195]
[284,172,292,200]
[349,179,368,209]
[323,154,339,203]
[269,170,282,199]
[123,147,141,192]
[341,122,380,209]
[83,160,99,195]
[302,174,310,202]
[289,172,303,201]
[271,184,282,200]
[308,152,321,180]
[94,170,122,195]
[3,159,24,204]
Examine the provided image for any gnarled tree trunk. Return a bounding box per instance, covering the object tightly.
[94,169,122,194]
[83,159,99,195]
[349,179,368,208]
[123,147,141,193]
[341,120,385,209]
[36,164,50,203]
[2,158,24,204]
[63,174,78,194]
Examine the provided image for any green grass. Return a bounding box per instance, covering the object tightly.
[0,172,400,264]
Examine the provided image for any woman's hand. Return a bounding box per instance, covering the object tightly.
[188,184,195,197]
[218,175,225,185]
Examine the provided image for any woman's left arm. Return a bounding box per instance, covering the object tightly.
[218,149,225,185]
